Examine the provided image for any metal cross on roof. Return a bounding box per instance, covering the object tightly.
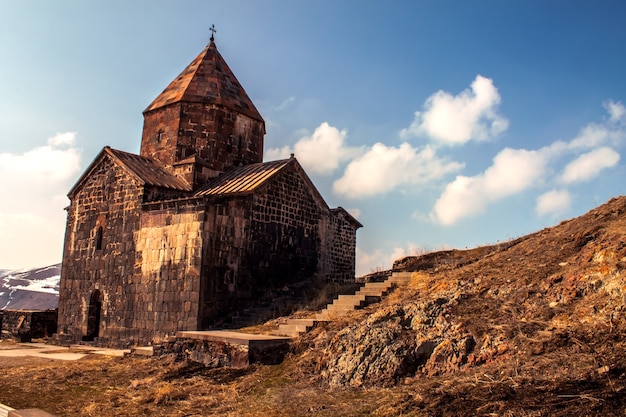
[210,24,217,41]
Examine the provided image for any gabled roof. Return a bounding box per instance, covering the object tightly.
[331,207,364,229]
[195,158,292,196]
[144,39,263,123]
[107,148,192,190]
[195,156,330,212]
[68,147,191,198]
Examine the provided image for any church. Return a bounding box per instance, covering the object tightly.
[56,34,362,346]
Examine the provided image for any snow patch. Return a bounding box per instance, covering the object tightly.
[10,275,60,295]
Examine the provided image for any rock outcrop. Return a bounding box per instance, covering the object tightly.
[307,196,626,388]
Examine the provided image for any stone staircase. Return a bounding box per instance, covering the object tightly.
[132,272,413,366]
[271,272,412,337]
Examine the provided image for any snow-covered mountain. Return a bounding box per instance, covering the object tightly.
[0,264,60,310]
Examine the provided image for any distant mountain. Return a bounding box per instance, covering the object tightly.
[0,264,60,310]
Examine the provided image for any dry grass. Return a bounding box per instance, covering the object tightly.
[3,197,626,416]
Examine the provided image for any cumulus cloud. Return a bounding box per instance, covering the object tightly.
[356,243,426,276]
[560,147,620,184]
[333,143,463,199]
[265,122,361,175]
[536,190,571,217]
[430,100,625,225]
[605,100,626,124]
[400,75,509,145]
[0,132,82,269]
[432,147,549,225]
[0,133,81,182]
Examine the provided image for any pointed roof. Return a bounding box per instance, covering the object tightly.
[68,147,191,198]
[144,39,263,122]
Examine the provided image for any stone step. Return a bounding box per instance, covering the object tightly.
[176,331,291,366]
[284,318,317,327]
[326,303,360,312]
[330,296,363,305]
[269,273,412,340]
[270,329,300,338]
[355,289,389,297]
[0,403,14,417]
[131,346,154,356]
[389,272,412,283]
[362,282,393,289]
[278,323,309,332]
[337,293,367,301]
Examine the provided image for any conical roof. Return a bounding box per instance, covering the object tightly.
[144,39,263,122]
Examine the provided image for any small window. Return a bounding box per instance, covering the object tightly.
[156,131,163,143]
[95,226,103,250]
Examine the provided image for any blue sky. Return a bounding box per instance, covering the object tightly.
[1,1,625,274]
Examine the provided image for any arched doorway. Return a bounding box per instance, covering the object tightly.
[83,290,102,341]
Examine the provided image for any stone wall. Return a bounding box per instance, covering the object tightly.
[141,102,264,173]
[136,199,205,342]
[326,209,359,283]
[1,310,57,342]
[249,165,325,285]
[197,197,252,328]
[196,164,330,327]
[58,156,143,345]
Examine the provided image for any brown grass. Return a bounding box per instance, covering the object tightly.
[2,197,626,416]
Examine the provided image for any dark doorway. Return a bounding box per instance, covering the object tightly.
[83,290,102,341]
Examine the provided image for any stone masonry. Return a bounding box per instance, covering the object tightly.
[57,36,361,347]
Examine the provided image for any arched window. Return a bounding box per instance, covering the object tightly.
[95,226,103,250]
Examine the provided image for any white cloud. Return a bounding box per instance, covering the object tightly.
[560,147,620,184]
[430,100,626,225]
[400,75,509,145]
[345,208,361,220]
[568,123,614,149]
[536,190,571,216]
[431,147,549,225]
[0,133,80,182]
[265,122,361,175]
[605,100,625,124]
[568,103,626,150]
[333,143,463,199]
[0,132,82,269]
[431,175,487,226]
[356,243,425,276]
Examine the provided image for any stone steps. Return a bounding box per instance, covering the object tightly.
[273,272,412,337]
[156,272,414,363]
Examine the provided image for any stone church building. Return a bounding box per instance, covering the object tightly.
[56,36,361,346]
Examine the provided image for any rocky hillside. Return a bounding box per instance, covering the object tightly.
[0,264,60,310]
[289,196,626,414]
[1,198,625,416]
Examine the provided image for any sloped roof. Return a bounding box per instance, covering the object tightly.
[106,148,192,190]
[195,159,292,196]
[144,39,263,123]
[68,147,191,197]
[331,207,364,229]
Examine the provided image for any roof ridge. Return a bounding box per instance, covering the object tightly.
[195,158,293,196]
[143,41,263,122]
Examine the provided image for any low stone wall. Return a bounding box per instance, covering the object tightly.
[0,310,58,342]
[155,334,290,368]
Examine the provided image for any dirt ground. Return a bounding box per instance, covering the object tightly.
[2,197,625,416]
[1,336,625,417]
